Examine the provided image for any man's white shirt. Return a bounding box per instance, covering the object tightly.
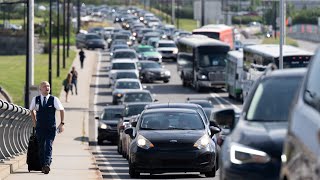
[29,94,64,111]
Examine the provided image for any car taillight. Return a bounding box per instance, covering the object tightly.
[119,125,125,130]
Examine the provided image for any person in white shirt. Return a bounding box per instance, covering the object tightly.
[29,81,65,174]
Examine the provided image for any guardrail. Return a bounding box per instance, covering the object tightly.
[0,99,33,162]
[288,24,320,43]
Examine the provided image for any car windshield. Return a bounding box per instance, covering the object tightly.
[199,52,227,67]
[102,108,123,120]
[140,112,204,130]
[115,35,129,40]
[114,52,137,59]
[124,104,147,117]
[112,63,136,70]
[158,43,176,48]
[141,62,160,69]
[246,76,303,121]
[113,46,128,51]
[139,47,155,52]
[116,72,138,79]
[124,93,153,103]
[86,34,101,40]
[115,81,140,89]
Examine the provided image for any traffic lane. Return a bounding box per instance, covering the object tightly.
[93,146,218,180]
[146,59,243,112]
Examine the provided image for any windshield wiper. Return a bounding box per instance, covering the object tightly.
[168,127,198,130]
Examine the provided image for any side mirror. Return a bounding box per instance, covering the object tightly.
[95,117,99,120]
[131,121,137,127]
[143,85,147,89]
[214,108,236,130]
[210,126,221,135]
[124,127,135,139]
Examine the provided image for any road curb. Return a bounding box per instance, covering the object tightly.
[0,154,26,179]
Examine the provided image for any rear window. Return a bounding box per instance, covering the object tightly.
[102,108,123,120]
[124,93,152,103]
[246,76,303,121]
[114,52,137,59]
[116,81,140,89]
[158,43,176,48]
[112,63,136,70]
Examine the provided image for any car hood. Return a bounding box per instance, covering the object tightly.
[139,130,205,144]
[100,120,119,125]
[230,120,288,158]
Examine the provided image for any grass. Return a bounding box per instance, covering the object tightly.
[9,17,44,26]
[262,37,299,47]
[0,50,76,106]
[177,19,198,32]
[82,21,111,30]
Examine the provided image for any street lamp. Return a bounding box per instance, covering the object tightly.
[49,0,53,92]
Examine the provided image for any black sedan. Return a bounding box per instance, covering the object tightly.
[138,61,171,83]
[95,105,125,145]
[215,68,306,180]
[125,108,220,178]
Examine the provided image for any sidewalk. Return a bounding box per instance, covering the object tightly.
[5,49,102,180]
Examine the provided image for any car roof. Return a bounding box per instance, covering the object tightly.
[124,90,151,94]
[112,60,137,63]
[103,105,125,110]
[145,103,202,110]
[125,102,152,107]
[266,68,307,78]
[115,78,141,83]
[113,44,129,47]
[143,108,198,114]
[138,45,153,48]
[114,49,136,53]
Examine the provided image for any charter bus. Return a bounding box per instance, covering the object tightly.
[177,35,230,92]
[192,24,234,49]
[226,50,243,101]
[242,44,313,100]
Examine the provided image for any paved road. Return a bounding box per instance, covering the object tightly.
[88,48,243,180]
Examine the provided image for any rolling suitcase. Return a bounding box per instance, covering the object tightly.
[26,128,42,172]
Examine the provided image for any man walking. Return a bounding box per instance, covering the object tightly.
[29,81,65,174]
[79,48,85,69]
[70,66,78,95]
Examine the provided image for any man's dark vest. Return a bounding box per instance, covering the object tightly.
[35,96,56,128]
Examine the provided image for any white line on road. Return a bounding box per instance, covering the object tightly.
[96,146,122,179]
[210,93,226,109]
[210,93,241,111]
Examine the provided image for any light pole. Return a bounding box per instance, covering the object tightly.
[201,0,205,26]
[57,0,60,77]
[279,0,286,69]
[66,0,70,58]
[77,0,80,33]
[63,0,66,68]
[49,0,53,91]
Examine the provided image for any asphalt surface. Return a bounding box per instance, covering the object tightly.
[89,48,243,179]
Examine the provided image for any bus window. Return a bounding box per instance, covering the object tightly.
[193,31,219,40]
[198,48,227,67]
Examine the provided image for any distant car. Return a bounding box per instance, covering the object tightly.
[110,44,129,56]
[122,114,140,159]
[134,45,162,62]
[120,90,155,105]
[147,37,160,48]
[96,105,125,145]
[104,27,115,40]
[110,71,139,88]
[141,32,161,45]
[156,40,178,60]
[117,102,151,155]
[186,99,214,119]
[173,31,192,43]
[88,27,105,39]
[111,49,138,62]
[109,60,139,86]
[125,108,220,178]
[76,33,106,50]
[137,28,153,43]
[109,39,127,50]
[112,79,144,105]
[138,61,170,83]
[280,50,320,180]
[215,68,306,180]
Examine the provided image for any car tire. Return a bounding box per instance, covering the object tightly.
[129,161,139,178]
[204,166,216,177]
[163,80,169,83]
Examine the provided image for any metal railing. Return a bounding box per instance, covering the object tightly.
[0,99,33,162]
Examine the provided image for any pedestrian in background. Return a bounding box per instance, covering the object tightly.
[29,81,65,174]
[70,66,78,95]
[63,73,72,102]
[79,49,85,69]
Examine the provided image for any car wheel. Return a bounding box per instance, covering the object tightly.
[129,161,139,178]
[163,80,169,83]
[97,139,104,146]
[204,166,216,177]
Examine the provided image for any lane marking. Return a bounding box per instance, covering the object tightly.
[210,93,226,109]
[210,93,241,111]
[96,146,122,179]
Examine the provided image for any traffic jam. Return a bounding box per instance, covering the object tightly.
[77,5,320,180]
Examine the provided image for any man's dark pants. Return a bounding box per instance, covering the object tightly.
[36,127,56,167]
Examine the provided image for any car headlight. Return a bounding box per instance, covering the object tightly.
[140,17,144,21]
[116,18,119,21]
[173,49,178,54]
[137,135,154,149]
[230,143,271,165]
[194,134,211,149]
[116,93,123,98]
[162,35,167,39]
[126,24,130,28]
[127,41,132,45]
[99,123,108,129]
[164,70,171,76]
[121,18,124,21]
[133,32,137,36]
[199,74,207,80]
[107,39,112,43]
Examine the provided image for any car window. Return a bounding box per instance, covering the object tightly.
[140,112,204,130]
[247,76,303,121]
[116,72,138,79]
[114,52,137,59]
[86,34,101,40]
[158,43,176,48]
[124,93,153,103]
[102,108,123,120]
[116,81,140,89]
[141,62,160,69]
[304,51,320,112]
[124,105,147,117]
[112,63,136,70]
